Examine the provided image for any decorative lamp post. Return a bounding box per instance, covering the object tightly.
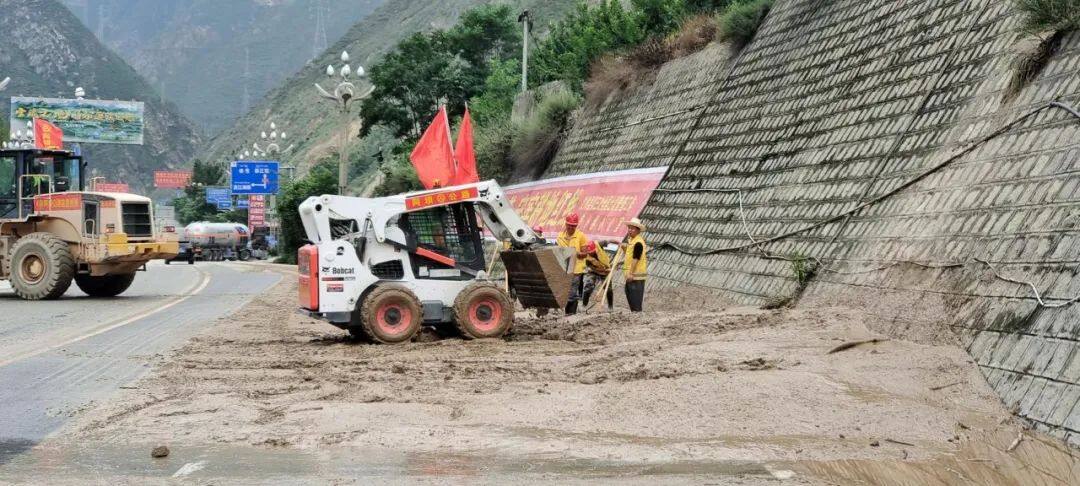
[315,50,374,195]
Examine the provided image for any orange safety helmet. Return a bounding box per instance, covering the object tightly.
[565,213,580,225]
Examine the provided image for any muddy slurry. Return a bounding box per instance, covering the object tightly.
[17,275,1074,483]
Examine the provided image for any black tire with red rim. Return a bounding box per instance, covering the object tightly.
[356,284,423,344]
[453,282,513,339]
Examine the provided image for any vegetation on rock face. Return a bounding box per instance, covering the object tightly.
[1013,0,1080,34]
[275,162,339,264]
[0,0,201,194]
[717,0,774,48]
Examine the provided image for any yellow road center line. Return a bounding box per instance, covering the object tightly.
[0,266,212,368]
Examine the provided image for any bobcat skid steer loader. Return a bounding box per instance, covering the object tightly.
[297,180,572,344]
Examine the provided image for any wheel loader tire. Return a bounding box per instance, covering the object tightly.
[75,273,136,297]
[356,284,423,344]
[453,281,514,339]
[9,232,75,300]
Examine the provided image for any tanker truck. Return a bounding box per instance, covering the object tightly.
[177,222,251,262]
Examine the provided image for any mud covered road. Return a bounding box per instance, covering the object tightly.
[5,276,1077,484]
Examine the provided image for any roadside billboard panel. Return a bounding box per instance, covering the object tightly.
[94,182,130,193]
[503,167,668,241]
[10,96,145,145]
[248,195,267,228]
[205,187,231,206]
[154,171,192,189]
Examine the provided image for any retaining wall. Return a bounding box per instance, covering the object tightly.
[544,0,1080,445]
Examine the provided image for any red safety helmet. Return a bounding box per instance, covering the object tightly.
[532,225,543,234]
[565,213,580,225]
[585,241,597,253]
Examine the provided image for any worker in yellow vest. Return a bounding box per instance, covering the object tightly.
[621,218,648,312]
[556,213,588,315]
[581,240,613,310]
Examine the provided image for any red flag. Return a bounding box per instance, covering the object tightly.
[33,118,63,150]
[410,107,456,189]
[452,108,479,185]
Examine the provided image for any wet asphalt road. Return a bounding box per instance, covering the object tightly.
[0,261,281,463]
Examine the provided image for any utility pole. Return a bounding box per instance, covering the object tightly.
[518,10,531,93]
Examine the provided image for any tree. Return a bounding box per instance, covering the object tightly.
[275,162,338,264]
[632,0,689,34]
[173,160,245,225]
[360,5,521,138]
[532,0,645,89]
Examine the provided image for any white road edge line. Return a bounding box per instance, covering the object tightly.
[0,266,212,368]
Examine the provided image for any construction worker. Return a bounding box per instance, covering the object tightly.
[581,240,613,311]
[621,218,648,312]
[556,213,588,315]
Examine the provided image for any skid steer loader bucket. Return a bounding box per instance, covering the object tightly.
[501,247,574,309]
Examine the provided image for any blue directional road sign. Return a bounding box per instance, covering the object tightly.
[236,196,250,209]
[231,161,279,195]
[206,187,232,209]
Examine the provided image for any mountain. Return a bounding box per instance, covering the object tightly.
[0,0,201,194]
[199,0,575,178]
[61,0,387,132]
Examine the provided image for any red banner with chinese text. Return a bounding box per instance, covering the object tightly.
[248,195,267,228]
[94,182,130,193]
[503,167,667,241]
[153,171,192,189]
[33,118,63,150]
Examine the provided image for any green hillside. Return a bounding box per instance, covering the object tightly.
[199,0,575,180]
[0,0,201,194]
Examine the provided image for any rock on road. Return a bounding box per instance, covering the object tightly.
[0,261,281,463]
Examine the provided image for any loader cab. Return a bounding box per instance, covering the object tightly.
[398,202,487,278]
[0,148,84,220]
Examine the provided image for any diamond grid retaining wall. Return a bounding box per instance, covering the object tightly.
[541,0,1080,444]
[544,43,733,177]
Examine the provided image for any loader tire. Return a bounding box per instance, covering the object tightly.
[9,232,75,300]
[356,284,423,344]
[453,282,513,339]
[75,273,136,297]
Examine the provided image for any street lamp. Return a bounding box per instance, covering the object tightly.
[315,50,374,195]
[253,121,295,157]
[8,121,34,149]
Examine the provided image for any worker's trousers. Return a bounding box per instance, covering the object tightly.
[624,280,645,312]
[566,274,585,315]
[582,273,613,310]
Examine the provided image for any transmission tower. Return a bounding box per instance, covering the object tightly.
[312,0,328,61]
[242,46,251,113]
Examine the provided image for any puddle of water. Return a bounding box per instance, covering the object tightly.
[0,441,786,483]
[793,429,1080,485]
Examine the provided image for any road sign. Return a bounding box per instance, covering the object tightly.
[205,187,231,207]
[236,196,250,209]
[154,171,192,189]
[231,161,279,195]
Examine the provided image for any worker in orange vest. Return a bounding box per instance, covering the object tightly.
[556,213,588,315]
[581,240,613,311]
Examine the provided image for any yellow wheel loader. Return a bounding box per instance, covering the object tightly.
[0,148,179,300]
[298,181,573,343]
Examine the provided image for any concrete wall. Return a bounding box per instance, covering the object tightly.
[543,0,1080,445]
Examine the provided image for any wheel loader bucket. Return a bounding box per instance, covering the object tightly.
[501,247,574,309]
